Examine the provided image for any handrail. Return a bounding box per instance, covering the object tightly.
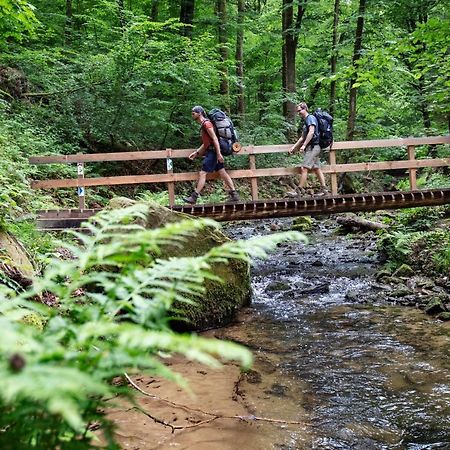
[29,135,450,207]
[29,136,450,164]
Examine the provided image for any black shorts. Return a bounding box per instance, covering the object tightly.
[201,147,225,173]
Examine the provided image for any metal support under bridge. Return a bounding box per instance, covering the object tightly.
[36,188,450,231]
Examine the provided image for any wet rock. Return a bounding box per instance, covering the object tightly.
[106,198,251,331]
[311,259,324,267]
[345,290,362,302]
[292,216,314,232]
[265,281,291,292]
[375,269,392,282]
[379,276,404,285]
[264,383,289,398]
[435,276,450,289]
[296,282,330,295]
[424,297,446,315]
[392,263,415,278]
[437,312,450,321]
[390,286,412,298]
[244,369,262,384]
[270,222,281,232]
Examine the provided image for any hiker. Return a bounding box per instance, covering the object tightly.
[288,102,329,197]
[183,106,240,205]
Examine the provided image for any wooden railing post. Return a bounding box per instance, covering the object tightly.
[166,148,175,206]
[329,147,338,195]
[407,145,417,190]
[248,146,259,201]
[77,156,85,209]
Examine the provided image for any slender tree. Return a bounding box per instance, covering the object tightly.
[235,0,245,120]
[282,0,307,128]
[150,0,159,21]
[65,0,73,44]
[180,0,195,37]
[216,0,230,111]
[329,0,340,116]
[117,0,126,29]
[346,0,366,140]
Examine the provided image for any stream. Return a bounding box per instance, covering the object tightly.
[217,218,450,450]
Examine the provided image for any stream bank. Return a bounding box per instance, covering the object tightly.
[109,218,450,449]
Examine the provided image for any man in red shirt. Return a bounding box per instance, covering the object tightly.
[183,106,240,204]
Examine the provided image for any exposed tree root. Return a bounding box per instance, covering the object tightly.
[124,373,309,433]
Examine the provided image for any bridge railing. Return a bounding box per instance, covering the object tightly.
[29,136,450,208]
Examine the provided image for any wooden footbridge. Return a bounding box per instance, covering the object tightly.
[30,136,450,230]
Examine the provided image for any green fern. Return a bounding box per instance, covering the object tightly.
[0,203,305,449]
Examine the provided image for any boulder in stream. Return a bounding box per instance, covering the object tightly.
[106,198,251,330]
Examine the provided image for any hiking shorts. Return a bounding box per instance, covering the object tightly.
[202,147,225,173]
[302,144,321,169]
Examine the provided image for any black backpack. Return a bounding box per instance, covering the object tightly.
[207,108,238,156]
[313,108,333,149]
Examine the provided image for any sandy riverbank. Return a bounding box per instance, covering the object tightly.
[105,312,311,450]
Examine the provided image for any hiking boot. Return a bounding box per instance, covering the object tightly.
[286,187,307,198]
[183,191,199,204]
[228,190,240,202]
[315,187,330,196]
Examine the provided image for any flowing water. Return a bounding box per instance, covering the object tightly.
[219,219,450,450]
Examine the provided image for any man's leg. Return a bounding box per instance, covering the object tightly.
[312,168,329,195]
[218,168,235,191]
[312,168,326,188]
[195,170,207,193]
[298,167,309,189]
[286,167,308,197]
[218,169,240,201]
[184,170,207,204]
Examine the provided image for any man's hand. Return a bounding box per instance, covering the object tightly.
[217,153,224,163]
[289,146,297,155]
[299,145,306,153]
[188,150,198,160]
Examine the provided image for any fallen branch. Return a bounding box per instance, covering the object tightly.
[124,373,308,431]
[21,81,106,98]
[336,214,388,231]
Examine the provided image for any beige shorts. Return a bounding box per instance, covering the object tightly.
[302,144,321,169]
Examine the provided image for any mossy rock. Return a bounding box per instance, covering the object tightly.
[292,216,314,232]
[392,264,415,278]
[0,231,35,290]
[106,198,251,330]
[437,312,450,321]
[424,297,445,315]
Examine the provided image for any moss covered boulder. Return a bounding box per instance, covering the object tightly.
[0,230,35,289]
[107,197,251,330]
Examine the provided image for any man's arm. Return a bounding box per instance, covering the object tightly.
[289,135,305,154]
[300,125,315,151]
[206,126,224,163]
[188,144,205,160]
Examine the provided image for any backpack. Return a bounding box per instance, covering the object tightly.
[313,108,333,149]
[207,108,239,156]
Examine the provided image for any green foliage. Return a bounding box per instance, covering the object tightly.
[0,204,305,448]
[0,0,39,46]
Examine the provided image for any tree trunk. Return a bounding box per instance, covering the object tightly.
[282,0,306,132]
[65,0,73,44]
[346,0,366,141]
[117,0,126,29]
[235,0,245,121]
[337,214,389,232]
[329,0,340,116]
[216,0,230,111]
[150,0,159,21]
[180,0,195,37]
